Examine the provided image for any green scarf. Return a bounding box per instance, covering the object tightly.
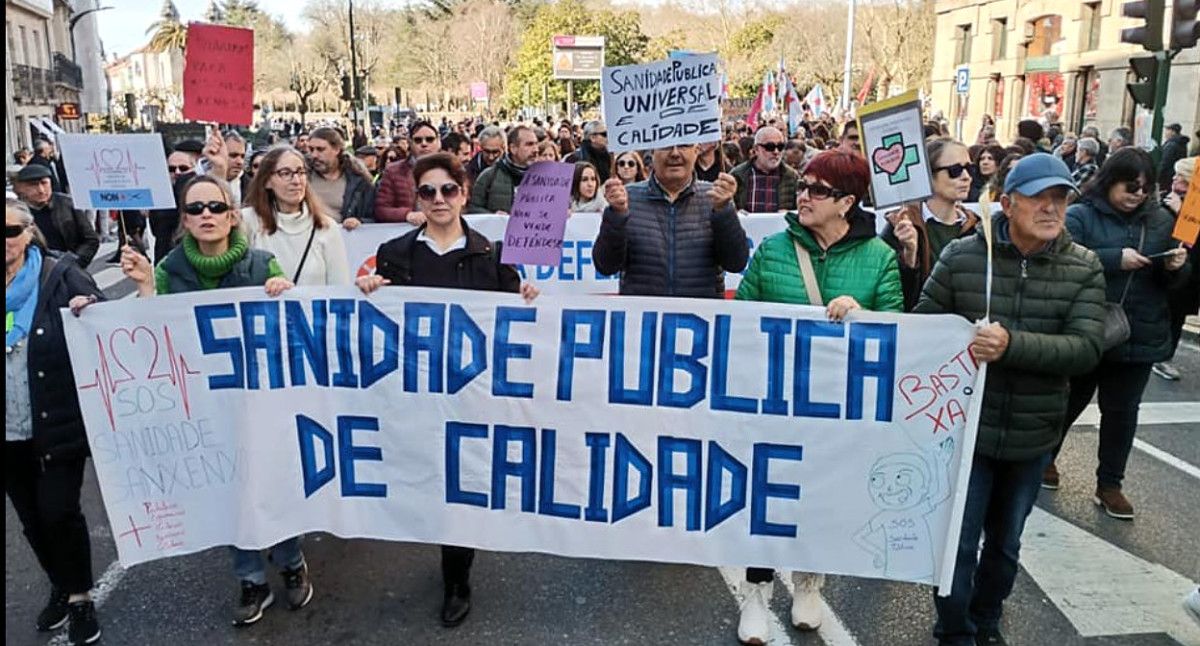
[183,230,249,290]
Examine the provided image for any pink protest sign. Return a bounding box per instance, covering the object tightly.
[500,162,575,266]
[182,23,254,125]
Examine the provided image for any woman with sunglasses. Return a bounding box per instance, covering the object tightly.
[356,152,536,628]
[882,138,981,310]
[569,162,608,213]
[6,200,105,645]
[119,176,313,626]
[242,147,351,286]
[611,151,646,185]
[1047,148,1189,518]
[733,151,902,645]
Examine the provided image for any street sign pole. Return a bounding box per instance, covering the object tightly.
[1150,49,1172,165]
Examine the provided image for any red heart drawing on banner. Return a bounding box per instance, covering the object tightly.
[108,326,161,383]
[99,148,125,171]
[872,143,904,175]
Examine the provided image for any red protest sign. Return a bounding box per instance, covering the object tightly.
[182,23,254,125]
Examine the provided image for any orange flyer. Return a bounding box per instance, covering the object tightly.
[1174,166,1200,245]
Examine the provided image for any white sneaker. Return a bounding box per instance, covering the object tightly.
[737,580,773,645]
[1153,362,1181,381]
[1185,587,1200,626]
[790,571,825,631]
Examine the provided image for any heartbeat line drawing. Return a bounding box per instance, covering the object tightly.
[78,326,201,432]
[87,147,146,185]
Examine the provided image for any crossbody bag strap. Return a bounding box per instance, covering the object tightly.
[792,238,824,306]
[292,218,319,284]
[1118,222,1146,306]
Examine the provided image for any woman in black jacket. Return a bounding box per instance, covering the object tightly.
[1049,148,1190,519]
[5,199,105,645]
[356,153,536,628]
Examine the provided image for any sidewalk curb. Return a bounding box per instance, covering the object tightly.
[1185,315,1200,345]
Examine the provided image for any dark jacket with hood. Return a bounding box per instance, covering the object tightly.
[593,176,749,298]
[28,193,100,266]
[1159,134,1190,189]
[1066,194,1190,363]
[915,213,1106,461]
[23,252,105,461]
[468,156,527,214]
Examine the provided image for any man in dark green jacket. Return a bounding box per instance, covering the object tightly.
[914,153,1106,646]
[468,126,538,214]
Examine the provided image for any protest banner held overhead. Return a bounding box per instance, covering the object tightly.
[857,90,934,209]
[601,53,722,153]
[182,23,254,125]
[500,162,576,266]
[64,286,985,594]
[57,134,177,210]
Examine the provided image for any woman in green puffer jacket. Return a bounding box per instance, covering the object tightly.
[731,151,903,646]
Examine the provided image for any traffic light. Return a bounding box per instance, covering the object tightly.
[1126,55,1159,106]
[1171,0,1199,49]
[340,75,352,101]
[1121,0,1166,51]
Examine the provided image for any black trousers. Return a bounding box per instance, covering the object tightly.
[441,546,474,587]
[1053,361,1153,489]
[4,441,94,594]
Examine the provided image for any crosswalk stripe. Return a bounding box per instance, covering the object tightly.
[1021,507,1200,644]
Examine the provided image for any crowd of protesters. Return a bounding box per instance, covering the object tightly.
[5,100,1199,646]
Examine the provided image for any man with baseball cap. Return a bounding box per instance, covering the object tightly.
[915,153,1107,646]
[12,164,99,266]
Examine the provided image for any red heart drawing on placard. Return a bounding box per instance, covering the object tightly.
[99,148,125,171]
[108,326,161,383]
[872,143,904,175]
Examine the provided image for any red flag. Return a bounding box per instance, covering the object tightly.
[746,87,764,130]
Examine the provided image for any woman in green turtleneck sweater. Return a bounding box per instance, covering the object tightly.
[121,175,290,297]
[118,175,313,626]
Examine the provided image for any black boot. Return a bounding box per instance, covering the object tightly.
[441,582,471,627]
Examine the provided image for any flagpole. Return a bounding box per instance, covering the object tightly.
[841,0,856,114]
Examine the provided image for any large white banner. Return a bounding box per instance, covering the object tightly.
[344,208,983,294]
[64,287,985,591]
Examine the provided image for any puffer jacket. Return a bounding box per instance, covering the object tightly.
[374,157,416,223]
[468,156,527,214]
[915,213,1106,461]
[1066,195,1189,363]
[729,161,798,213]
[593,176,749,298]
[736,207,903,312]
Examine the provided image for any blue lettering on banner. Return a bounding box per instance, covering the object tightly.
[285,300,329,387]
[296,414,387,498]
[492,307,536,398]
[441,422,804,536]
[794,320,844,418]
[89,188,154,208]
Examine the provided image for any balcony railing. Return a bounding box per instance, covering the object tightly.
[13,64,54,104]
[54,53,83,90]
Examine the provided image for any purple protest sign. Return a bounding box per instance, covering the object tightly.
[500,161,575,266]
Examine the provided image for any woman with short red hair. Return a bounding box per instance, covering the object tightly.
[732,150,903,645]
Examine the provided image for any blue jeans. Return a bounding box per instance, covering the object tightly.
[933,452,1049,645]
[230,537,304,585]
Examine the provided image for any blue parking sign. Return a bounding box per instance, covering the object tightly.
[955,67,970,94]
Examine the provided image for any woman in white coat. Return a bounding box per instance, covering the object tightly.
[241,146,352,286]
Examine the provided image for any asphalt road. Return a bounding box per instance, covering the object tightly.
[6,243,1199,646]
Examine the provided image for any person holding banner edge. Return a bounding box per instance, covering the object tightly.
[117,175,314,627]
[914,153,1107,646]
[732,150,904,644]
[356,152,538,627]
[6,199,105,645]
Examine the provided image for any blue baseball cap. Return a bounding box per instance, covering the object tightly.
[1003,153,1077,196]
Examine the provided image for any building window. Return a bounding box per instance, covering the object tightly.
[19,25,29,66]
[32,29,42,67]
[955,24,973,65]
[991,19,1008,61]
[1082,3,1102,51]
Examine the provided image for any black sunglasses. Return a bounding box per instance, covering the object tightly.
[412,136,438,145]
[758,143,786,153]
[616,160,639,168]
[183,201,232,216]
[796,180,848,200]
[1122,181,1150,195]
[168,165,193,173]
[934,163,973,179]
[416,183,462,201]
[6,224,27,238]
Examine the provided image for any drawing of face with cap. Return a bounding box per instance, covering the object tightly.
[868,454,930,511]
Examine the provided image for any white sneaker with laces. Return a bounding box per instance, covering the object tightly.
[790,571,825,631]
[1152,362,1181,381]
[1185,587,1200,626]
[737,580,773,645]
